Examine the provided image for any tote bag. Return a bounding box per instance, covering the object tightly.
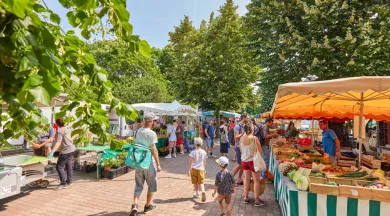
[125,143,152,170]
[253,138,266,172]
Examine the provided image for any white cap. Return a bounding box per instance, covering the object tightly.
[194,137,203,146]
[144,112,159,122]
[216,156,229,168]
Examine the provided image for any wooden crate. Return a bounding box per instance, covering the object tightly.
[371,189,390,202]
[338,157,356,167]
[354,180,376,187]
[309,176,328,184]
[328,177,353,186]
[339,185,372,200]
[310,183,339,196]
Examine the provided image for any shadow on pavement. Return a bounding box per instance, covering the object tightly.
[88,211,129,216]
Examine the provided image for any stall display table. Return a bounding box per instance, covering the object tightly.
[269,147,390,216]
[77,145,110,178]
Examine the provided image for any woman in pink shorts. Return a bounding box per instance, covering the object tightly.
[240,123,264,207]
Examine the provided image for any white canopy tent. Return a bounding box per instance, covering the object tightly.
[131,100,197,116]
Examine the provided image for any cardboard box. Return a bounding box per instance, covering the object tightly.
[310,183,339,196]
[339,185,372,200]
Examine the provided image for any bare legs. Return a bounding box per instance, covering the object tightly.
[232,164,243,183]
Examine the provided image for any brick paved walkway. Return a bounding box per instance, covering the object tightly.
[0,143,281,216]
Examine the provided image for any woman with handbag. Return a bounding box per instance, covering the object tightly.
[240,123,265,207]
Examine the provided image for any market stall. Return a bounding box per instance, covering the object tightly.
[268,76,390,216]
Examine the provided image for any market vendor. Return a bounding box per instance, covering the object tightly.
[319,121,341,165]
[31,125,55,157]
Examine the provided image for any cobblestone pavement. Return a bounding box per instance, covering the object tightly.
[0,143,281,216]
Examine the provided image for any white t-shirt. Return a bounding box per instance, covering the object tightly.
[135,127,158,148]
[167,125,177,142]
[189,148,207,170]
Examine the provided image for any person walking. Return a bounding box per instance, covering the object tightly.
[212,156,235,216]
[48,118,76,190]
[130,112,162,215]
[228,119,236,161]
[205,119,216,158]
[319,121,341,165]
[165,121,177,159]
[232,114,250,185]
[219,120,229,157]
[240,123,264,207]
[188,137,207,202]
[260,118,279,181]
[175,119,185,155]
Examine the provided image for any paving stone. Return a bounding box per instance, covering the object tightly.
[0,141,281,216]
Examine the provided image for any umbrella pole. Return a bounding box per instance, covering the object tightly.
[358,96,364,168]
[311,117,314,145]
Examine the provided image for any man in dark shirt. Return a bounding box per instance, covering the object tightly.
[261,118,278,181]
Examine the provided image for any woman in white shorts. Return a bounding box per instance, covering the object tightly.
[165,121,177,158]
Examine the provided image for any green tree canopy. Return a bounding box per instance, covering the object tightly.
[0,0,148,144]
[88,40,172,104]
[166,0,260,113]
[244,0,390,112]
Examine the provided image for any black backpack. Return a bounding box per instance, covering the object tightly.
[254,125,265,145]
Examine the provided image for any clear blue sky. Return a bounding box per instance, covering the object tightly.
[46,0,251,48]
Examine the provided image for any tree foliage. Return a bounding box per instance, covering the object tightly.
[0,0,149,144]
[88,40,172,104]
[244,0,390,112]
[165,0,260,113]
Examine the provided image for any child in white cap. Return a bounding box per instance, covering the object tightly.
[188,137,207,202]
[212,156,235,216]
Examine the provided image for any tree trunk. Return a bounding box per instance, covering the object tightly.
[215,110,220,139]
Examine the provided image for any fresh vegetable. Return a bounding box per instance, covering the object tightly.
[126,136,135,144]
[322,166,347,174]
[312,163,325,173]
[313,158,323,164]
[279,162,297,175]
[296,175,310,191]
[336,171,367,178]
[288,169,297,180]
[372,169,385,178]
[293,173,302,183]
[328,181,337,186]
[288,153,301,160]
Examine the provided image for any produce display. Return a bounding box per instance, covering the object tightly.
[110,139,128,151]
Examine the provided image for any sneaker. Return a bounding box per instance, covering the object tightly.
[179,152,184,155]
[144,204,157,214]
[211,154,217,158]
[254,201,265,207]
[201,192,206,202]
[193,193,200,198]
[172,153,177,158]
[129,204,138,216]
[165,154,172,159]
[54,184,68,191]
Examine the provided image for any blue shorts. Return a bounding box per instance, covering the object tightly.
[235,146,242,164]
[206,138,214,147]
[134,162,157,195]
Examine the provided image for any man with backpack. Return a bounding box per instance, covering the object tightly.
[261,118,279,181]
[130,112,162,216]
[204,119,216,158]
[232,114,250,185]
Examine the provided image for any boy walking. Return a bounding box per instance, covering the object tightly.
[188,137,207,202]
[212,156,235,216]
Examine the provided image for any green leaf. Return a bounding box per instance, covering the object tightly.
[139,40,151,58]
[50,13,61,25]
[2,0,34,18]
[81,29,91,39]
[29,86,51,106]
[41,70,60,98]
[41,28,56,50]
[21,75,43,92]
[17,53,38,73]
[66,11,77,27]
[55,111,67,119]
[33,4,49,13]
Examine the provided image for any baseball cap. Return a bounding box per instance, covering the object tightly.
[194,137,203,146]
[216,156,229,168]
[144,112,159,122]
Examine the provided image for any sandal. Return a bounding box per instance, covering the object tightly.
[244,198,249,204]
